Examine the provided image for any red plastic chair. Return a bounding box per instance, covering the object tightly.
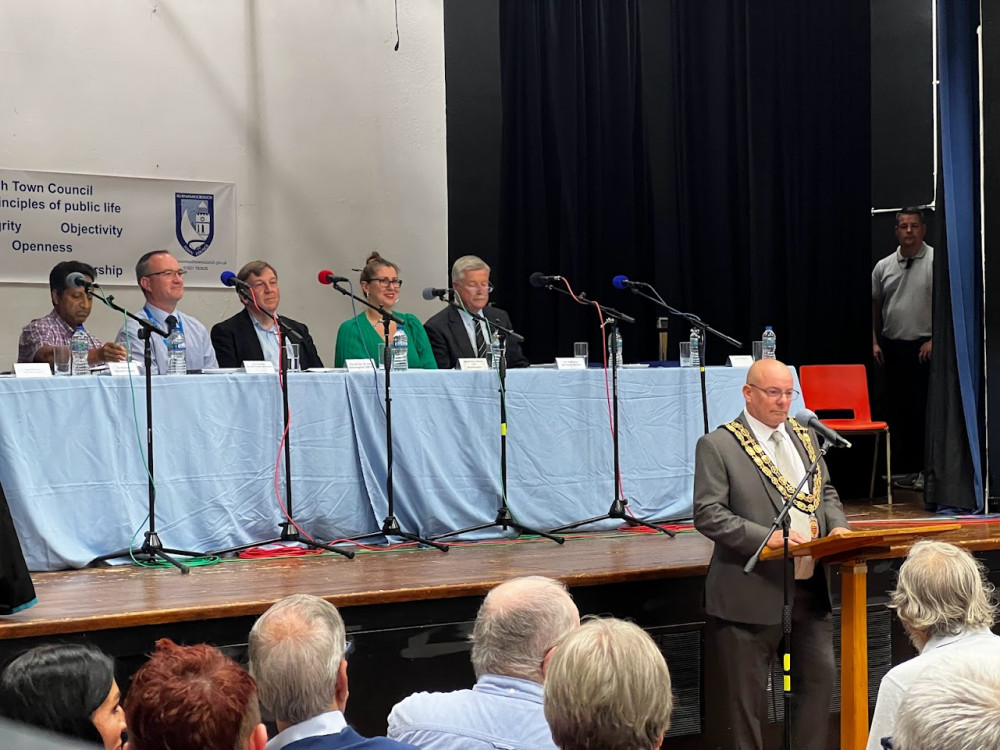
[798,365,892,504]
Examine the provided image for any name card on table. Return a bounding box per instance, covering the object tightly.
[555,357,587,370]
[457,358,489,371]
[727,355,755,368]
[107,361,143,377]
[13,363,52,378]
[242,360,276,374]
[345,359,377,372]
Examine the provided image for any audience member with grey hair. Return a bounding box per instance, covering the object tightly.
[423,254,530,369]
[249,594,416,750]
[866,540,1000,750]
[387,576,580,749]
[544,617,673,750]
[893,651,1000,750]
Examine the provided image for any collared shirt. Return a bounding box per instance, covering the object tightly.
[872,242,933,340]
[458,307,489,355]
[866,627,1000,750]
[18,309,103,363]
[387,674,557,750]
[115,302,218,374]
[744,411,815,578]
[267,711,348,750]
[251,314,281,367]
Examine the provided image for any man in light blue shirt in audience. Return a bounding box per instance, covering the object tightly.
[387,576,580,750]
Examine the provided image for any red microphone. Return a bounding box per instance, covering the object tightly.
[318,270,349,285]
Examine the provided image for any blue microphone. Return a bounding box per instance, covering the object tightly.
[220,271,250,290]
[612,275,643,290]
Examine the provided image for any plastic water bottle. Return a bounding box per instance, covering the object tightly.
[166,327,187,375]
[70,326,90,376]
[607,329,623,368]
[392,327,408,371]
[689,328,701,367]
[490,329,504,371]
[762,326,777,359]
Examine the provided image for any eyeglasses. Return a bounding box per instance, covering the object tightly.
[369,277,403,289]
[748,383,799,401]
[144,269,188,279]
[459,282,494,292]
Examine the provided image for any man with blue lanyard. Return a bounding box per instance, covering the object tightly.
[116,250,218,373]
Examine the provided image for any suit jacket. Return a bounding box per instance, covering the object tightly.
[211,309,324,370]
[423,304,529,370]
[693,411,848,625]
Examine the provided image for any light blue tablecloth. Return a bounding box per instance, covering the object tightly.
[1,366,802,570]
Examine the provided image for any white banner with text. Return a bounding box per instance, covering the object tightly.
[0,169,236,287]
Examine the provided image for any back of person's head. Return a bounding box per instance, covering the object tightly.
[889,540,996,642]
[471,576,579,683]
[0,642,116,746]
[248,594,347,726]
[49,261,97,294]
[124,638,264,750]
[893,651,1000,750]
[544,618,672,750]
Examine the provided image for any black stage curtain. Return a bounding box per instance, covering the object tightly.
[498,0,871,367]
[497,0,654,362]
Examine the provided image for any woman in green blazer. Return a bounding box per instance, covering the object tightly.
[334,251,438,369]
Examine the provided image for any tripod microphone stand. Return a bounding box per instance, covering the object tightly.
[531,277,674,536]
[325,280,447,551]
[422,296,563,544]
[744,439,832,750]
[88,297,205,573]
[617,282,741,435]
[209,284,354,559]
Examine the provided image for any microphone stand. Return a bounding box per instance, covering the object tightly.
[424,297,563,544]
[327,282,447,552]
[87,295,205,573]
[619,283,741,435]
[209,291,354,559]
[743,440,830,750]
[534,282,674,536]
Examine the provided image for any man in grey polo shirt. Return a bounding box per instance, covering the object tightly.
[872,207,933,486]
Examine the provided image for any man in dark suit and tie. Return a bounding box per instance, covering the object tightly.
[211,261,324,370]
[694,358,850,750]
[423,256,529,369]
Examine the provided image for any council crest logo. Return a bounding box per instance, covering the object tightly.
[175,192,214,257]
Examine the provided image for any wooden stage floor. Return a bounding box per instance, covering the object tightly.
[0,495,987,642]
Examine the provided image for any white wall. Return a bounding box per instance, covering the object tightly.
[0,0,449,366]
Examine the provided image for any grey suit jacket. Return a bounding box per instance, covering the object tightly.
[693,411,849,625]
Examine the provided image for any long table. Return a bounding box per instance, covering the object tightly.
[1,366,802,570]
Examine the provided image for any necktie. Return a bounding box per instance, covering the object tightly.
[475,320,489,358]
[769,430,816,579]
[165,315,177,333]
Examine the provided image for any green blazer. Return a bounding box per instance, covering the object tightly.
[334,312,438,370]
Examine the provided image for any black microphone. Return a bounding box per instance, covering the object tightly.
[220,271,250,290]
[794,409,853,449]
[422,287,450,301]
[530,272,563,288]
[612,275,645,290]
[317,270,349,285]
[66,272,99,291]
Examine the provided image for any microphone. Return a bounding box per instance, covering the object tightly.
[612,275,644,290]
[220,270,251,291]
[318,270,349,285]
[530,272,563,288]
[66,272,99,291]
[422,287,450,301]
[794,409,853,449]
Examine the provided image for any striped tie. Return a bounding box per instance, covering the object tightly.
[475,320,489,358]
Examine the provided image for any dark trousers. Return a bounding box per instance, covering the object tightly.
[705,580,834,750]
[880,337,930,475]
[0,482,35,615]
